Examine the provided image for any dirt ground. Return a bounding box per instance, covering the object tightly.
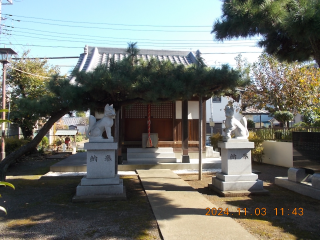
[0,154,161,240]
[1,154,320,239]
[179,170,320,240]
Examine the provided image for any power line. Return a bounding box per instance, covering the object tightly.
[7,65,65,79]
[5,19,211,33]
[4,32,258,47]
[4,29,258,46]
[2,25,262,43]
[4,13,211,28]
[1,43,81,48]
[12,56,79,60]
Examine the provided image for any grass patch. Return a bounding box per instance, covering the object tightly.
[7,218,37,229]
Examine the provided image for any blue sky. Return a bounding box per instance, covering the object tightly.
[1,0,263,75]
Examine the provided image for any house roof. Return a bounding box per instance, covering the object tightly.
[55,130,78,136]
[74,45,200,73]
[242,107,270,115]
[62,117,83,126]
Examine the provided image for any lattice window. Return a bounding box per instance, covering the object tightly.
[151,102,173,118]
[125,104,147,118]
[125,102,173,119]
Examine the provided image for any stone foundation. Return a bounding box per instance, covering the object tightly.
[210,140,268,197]
[73,142,126,202]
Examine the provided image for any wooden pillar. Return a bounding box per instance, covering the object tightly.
[260,115,262,128]
[181,100,190,163]
[198,97,203,180]
[202,98,206,150]
[114,108,121,174]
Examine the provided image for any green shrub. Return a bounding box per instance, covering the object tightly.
[274,111,294,127]
[0,181,14,215]
[247,119,255,128]
[55,138,62,146]
[37,136,49,149]
[313,119,320,127]
[75,134,83,142]
[283,131,292,141]
[210,132,223,149]
[293,122,309,127]
[248,131,264,163]
[274,130,283,140]
[4,137,30,155]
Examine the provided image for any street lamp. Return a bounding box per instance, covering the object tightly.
[0,48,17,160]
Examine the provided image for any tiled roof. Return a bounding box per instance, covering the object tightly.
[55,130,78,136]
[62,117,83,126]
[242,107,270,115]
[74,45,200,73]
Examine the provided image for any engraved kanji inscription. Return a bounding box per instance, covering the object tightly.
[105,155,112,161]
[230,154,237,159]
[90,155,98,162]
[242,153,249,159]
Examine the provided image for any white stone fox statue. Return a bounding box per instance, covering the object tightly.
[86,104,116,140]
[224,105,249,140]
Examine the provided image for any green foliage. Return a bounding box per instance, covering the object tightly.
[0,181,15,215]
[247,119,255,129]
[37,136,49,152]
[210,132,222,149]
[293,122,309,128]
[8,50,60,139]
[274,111,294,127]
[302,109,319,125]
[75,134,83,142]
[5,137,30,155]
[55,138,62,146]
[76,111,86,118]
[241,54,320,115]
[313,119,320,127]
[248,131,264,163]
[212,0,320,66]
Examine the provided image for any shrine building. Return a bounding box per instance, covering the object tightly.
[73,45,209,163]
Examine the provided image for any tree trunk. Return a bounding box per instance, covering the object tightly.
[0,108,69,181]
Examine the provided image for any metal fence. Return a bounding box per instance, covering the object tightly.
[249,127,320,142]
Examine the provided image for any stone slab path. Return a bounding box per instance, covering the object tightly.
[137,169,256,240]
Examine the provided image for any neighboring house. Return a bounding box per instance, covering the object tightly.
[62,117,87,134]
[73,46,207,162]
[242,107,271,128]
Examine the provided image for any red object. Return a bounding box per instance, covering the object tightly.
[65,137,70,148]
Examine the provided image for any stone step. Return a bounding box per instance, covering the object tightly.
[126,158,177,163]
[127,147,174,153]
[127,152,176,159]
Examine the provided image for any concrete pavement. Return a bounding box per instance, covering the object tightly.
[137,169,256,240]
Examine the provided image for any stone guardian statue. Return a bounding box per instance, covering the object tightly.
[223,105,249,141]
[86,104,116,141]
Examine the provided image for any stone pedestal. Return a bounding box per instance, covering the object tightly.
[73,142,126,202]
[210,140,268,197]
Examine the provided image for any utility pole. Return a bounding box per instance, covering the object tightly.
[0,1,15,160]
[0,0,13,37]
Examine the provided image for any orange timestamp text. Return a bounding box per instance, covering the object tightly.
[205,207,303,216]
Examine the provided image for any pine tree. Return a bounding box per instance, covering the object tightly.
[212,0,320,66]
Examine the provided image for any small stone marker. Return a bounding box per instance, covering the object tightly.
[312,173,320,189]
[288,168,307,182]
